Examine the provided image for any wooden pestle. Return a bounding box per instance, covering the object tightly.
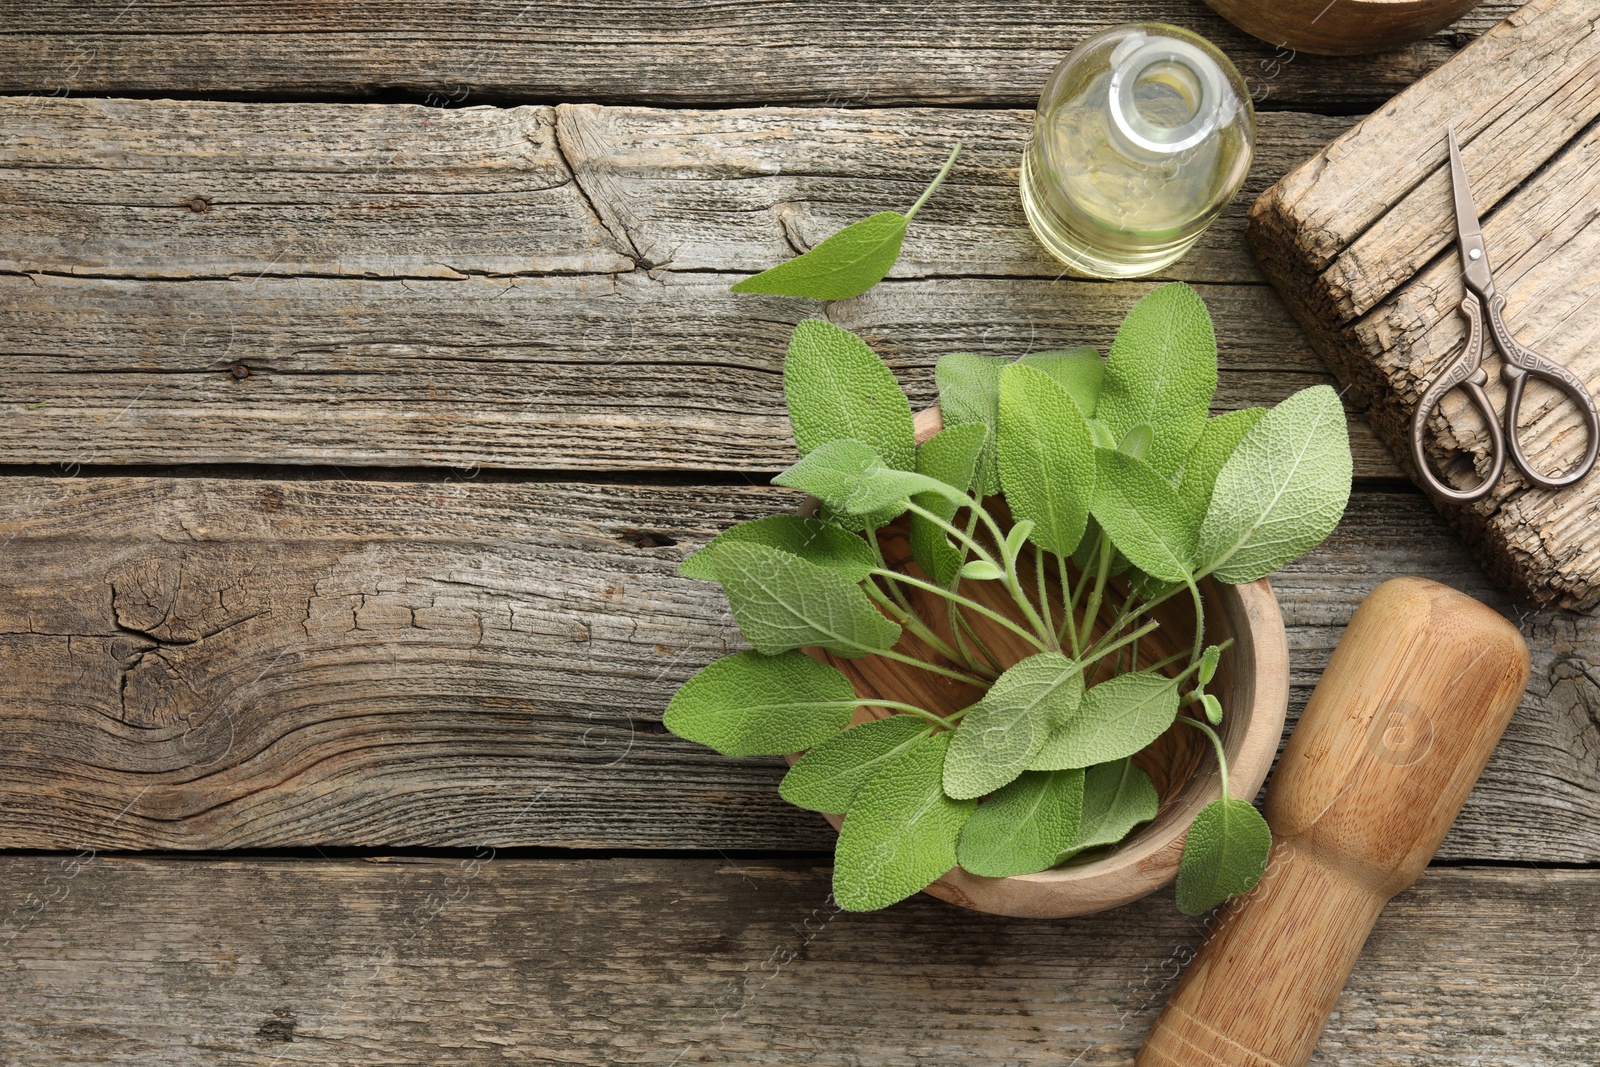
[1138,577,1531,1067]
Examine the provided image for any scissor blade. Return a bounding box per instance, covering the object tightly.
[1447,127,1492,292]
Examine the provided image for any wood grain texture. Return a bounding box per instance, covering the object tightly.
[0,99,1394,473]
[1247,0,1600,608]
[0,476,1594,861]
[0,1,1522,109]
[1142,578,1531,1067]
[0,856,1595,1066]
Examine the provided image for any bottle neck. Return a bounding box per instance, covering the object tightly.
[1105,35,1231,159]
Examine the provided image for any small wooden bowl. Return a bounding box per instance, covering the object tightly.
[792,408,1289,918]
[1204,0,1482,56]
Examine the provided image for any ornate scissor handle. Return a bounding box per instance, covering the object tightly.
[1410,293,1507,504]
[1482,292,1600,491]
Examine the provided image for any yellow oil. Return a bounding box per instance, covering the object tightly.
[1021,35,1253,279]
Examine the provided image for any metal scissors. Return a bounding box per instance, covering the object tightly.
[1409,127,1600,503]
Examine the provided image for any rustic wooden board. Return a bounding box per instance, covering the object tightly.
[0,476,1594,861]
[1248,0,1600,609]
[1,856,1594,1065]
[0,1,1521,110]
[0,98,1392,472]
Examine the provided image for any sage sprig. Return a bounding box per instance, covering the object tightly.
[669,279,1352,916]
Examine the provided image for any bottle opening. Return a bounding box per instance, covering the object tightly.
[1108,37,1226,155]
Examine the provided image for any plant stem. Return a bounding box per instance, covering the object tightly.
[872,568,1050,653]
[1055,553,1081,657]
[1033,547,1055,645]
[875,646,990,688]
[864,700,961,731]
[864,524,913,613]
[862,579,990,677]
[1078,619,1159,674]
[1184,576,1206,670]
[904,501,1000,571]
[1177,715,1230,799]
[952,603,1005,672]
[1077,534,1113,651]
[904,141,962,220]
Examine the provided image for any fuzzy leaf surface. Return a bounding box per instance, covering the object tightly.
[1027,670,1179,770]
[935,352,1006,496]
[957,769,1085,877]
[1018,347,1103,416]
[784,320,915,472]
[1197,385,1352,583]
[731,212,907,300]
[997,363,1095,557]
[1177,408,1265,522]
[679,515,874,583]
[1056,758,1160,862]
[1176,797,1272,915]
[664,651,860,756]
[712,542,900,658]
[1096,283,1218,476]
[1090,449,1198,584]
[834,731,975,911]
[780,714,933,813]
[944,652,1084,800]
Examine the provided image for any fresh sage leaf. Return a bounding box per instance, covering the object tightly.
[1027,670,1179,771]
[663,650,861,756]
[944,652,1084,800]
[774,439,963,524]
[731,144,960,301]
[1003,520,1035,564]
[1177,408,1266,522]
[784,320,916,473]
[1202,692,1224,726]
[780,714,933,813]
[834,730,976,911]
[1175,797,1272,915]
[997,363,1095,557]
[1118,423,1154,461]
[1018,347,1103,416]
[957,769,1085,877]
[847,465,969,517]
[680,514,874,583]
[1087,419,1118,450]
[1057,758,1160,862]
[1096,283,1218,477]
[959,559,1003,582]
[1090,450,1197,584]
[1197,385,1353,584]
[711,541,900,658]
[1198,645,1221,686]
[935,352,1006,496]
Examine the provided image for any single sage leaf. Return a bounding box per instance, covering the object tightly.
[1175,797,1272,915]
[1177,408,1266,522]
[774,439,960,524]
[680,514,874,583]
[712,541,901,658]
[1118,423,1154,461]
[957,769,1085,878]
[908,423,989,585]
[833,730,976,911]
[1096,283,1218,476]
[1090,449,1197,584]
[935,352,1006,496]
[1018,347,1103,416]
[847,465,968,517]
[729,141,960,302]
[1197,385,1353,584]
[1198,645,1221,686]
[664,650,860,757]
[731,211,908,300]
[997,363,1095,557]
[944,652,1084,800]
[780,714,933,813]
[1202,692,1224,726]
[1027,670,1179,771]
[1003,519,1035,564]
[1057,758,1160,862]
[959,559,1003,582]
[784,319,916,473]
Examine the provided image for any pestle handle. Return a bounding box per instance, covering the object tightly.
[1138,577,1531,1067]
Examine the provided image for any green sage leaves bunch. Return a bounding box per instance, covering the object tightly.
[674,203,1350,916]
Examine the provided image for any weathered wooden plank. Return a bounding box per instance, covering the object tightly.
[0,271,1395,474]
[0,476,1593,861]
[0,1,1521,110]
[3,98,1348,284]
[0,856,1594,1065]
[1248,0,1600,609]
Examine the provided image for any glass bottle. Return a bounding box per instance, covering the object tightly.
[1019,23,1255,279]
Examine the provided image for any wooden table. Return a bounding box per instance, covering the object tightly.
[1,3,1595,1063]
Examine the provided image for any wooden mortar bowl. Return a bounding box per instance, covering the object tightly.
[1204,0,1482,56]
[791,408,1289,918]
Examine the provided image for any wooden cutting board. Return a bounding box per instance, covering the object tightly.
[1247,0,1600,610]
